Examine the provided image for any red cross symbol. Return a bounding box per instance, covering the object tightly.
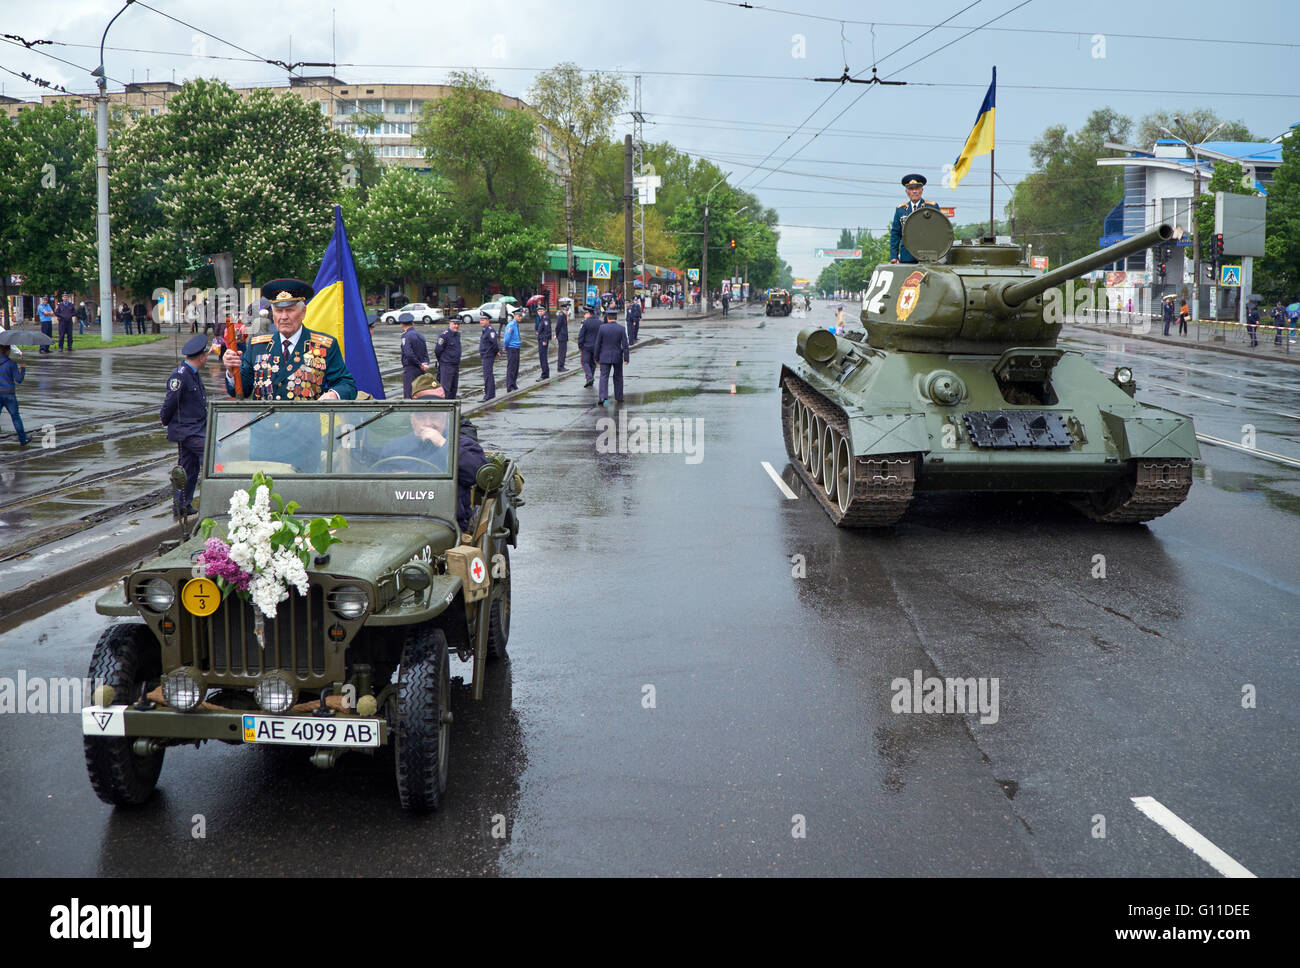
[470,558,485,582]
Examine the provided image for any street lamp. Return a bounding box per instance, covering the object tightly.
[702,173,730,312]
[993,171,1015,237]
[1161,119,1226,323]
[93,0,135,342]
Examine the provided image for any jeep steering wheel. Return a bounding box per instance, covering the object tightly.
[371,455,443,472]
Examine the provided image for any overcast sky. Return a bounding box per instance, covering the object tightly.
[2,0,1295,280]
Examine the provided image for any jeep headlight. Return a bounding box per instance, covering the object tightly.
[161,667,203,711]
[399,564,431,592]
[140,577,175,612]
[1113,366,1133,385]
[254,673,297,714]
[329,585,368,620]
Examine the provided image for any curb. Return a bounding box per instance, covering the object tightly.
[1068,321,1300,366]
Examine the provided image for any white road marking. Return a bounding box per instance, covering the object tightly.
[1147,381,1300,421]
[1131,796,1256,878]
[761,461,798,500]
[1195,433,1300,469]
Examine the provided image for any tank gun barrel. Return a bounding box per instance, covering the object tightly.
[1000,224,1174,308]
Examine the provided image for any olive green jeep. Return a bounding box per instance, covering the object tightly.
[82,399,521,812]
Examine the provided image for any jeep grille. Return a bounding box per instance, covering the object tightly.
[187,586,328,680]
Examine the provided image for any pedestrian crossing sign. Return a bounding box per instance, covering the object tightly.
[592,260,612,279]
[687,268,699,281]
[1220,265,1241,286]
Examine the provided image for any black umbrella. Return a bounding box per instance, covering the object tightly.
[0,329,53,347]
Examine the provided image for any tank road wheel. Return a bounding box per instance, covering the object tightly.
[809,414,825,483]
[835,435,854,515]
[797,403,809,464]
[394,625,451,811]
[782,389,800,464]
[84,624,164,806]
[1071,458,1194,524]
[487,547,510,661]
[822,425,838,498]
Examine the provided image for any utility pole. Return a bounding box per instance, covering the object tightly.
[564,172,574,302]
[93,2,135,343]
[1165,118,1225,323]
[631,76,646,299]
[702,173,730,313]
[623,135,634,307]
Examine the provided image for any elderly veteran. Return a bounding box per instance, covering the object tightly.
[222,279,356,401]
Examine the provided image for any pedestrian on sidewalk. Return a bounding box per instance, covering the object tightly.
[161,334,210,515]
[37,296,53,353]
[1246,303,1259,347]
[55,294,75,351]
[722,290,731,316]
[535,309,551,380]
[594,306,629,405]
[478,310,499,401]
[76,300,89,335]
[503,307,523,392]
[433,317,462,398]
[1287,302,1299,343]
[1272,302,1287,345]
[577,306,600,387]
[0,344,30,447]
[118,303,133,335]
[1178,300,1189,336]
[626,296,641,343]
[554,303,569,371]
[1162,296,1174,336]
[400,316,430,399]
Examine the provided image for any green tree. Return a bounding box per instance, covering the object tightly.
[1257,132,1300,302]
[414,70,554,234]
[528,63,627,240]
[347,167,460,294]
[836,227,856,249]
[1013,108,1132,267]
[1136,110,1253,150]
[463,208,548,293]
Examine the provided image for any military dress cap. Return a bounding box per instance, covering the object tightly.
[604,306,618,317]
[182,334,210,356]
[511,306,526,316]
[260,278,315,306]
[901,173,927,187]
[410,373,444,396]
[479,309,492,319]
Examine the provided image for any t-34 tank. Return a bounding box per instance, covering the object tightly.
[779,210,1197,526]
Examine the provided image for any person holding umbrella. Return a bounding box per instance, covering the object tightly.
[1286,301,1299,343]
[1162,295,1176,336]
[0,340,30,447]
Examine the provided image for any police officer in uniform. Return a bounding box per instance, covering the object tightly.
[478,310,500,401]
[626,297,641,343]
[433,317,462,398]
[554,303,569,371]
[535,309,551,380]
[503,306,524,392]
[161,334,210,516]
[890,173,942,264]
[1246,302,1260,347]
[594,305,630,405]
[222,279,356,402]
[400,316,430,398]
[576,306,600,387]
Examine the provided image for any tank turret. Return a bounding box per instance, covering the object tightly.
[860,209,1173,353]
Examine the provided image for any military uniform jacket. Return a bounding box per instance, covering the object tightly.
[161,362,207,443]
[576,316,601,351]
[889,199,942,262]
[626,302,642,322]
[433,328,461,366]
[402,329,430,369]
[479,325,500,360]
[594,320,630,364]
[230,326,357,401]
[554,311,569,341]
[535,317,551,344]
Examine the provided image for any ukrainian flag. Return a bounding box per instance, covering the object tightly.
[949,67,996,190]
[305,205,384,398]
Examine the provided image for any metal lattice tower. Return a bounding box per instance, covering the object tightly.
[631,75,646,287]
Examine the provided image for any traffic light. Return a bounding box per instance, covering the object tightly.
[1214,233,1224,258]
[1159,261,1167,280]
[729,239,736,249]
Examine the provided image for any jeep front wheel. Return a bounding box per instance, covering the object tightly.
[487,547,510,661]
[84,624,164,806]
[394,625,450,811]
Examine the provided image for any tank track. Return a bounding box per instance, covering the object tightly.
[1070,458,1193,524]
[781,374,916,527]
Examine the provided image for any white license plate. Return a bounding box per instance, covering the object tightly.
[241,715,381,747]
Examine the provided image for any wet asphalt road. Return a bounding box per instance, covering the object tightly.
[1,302,1297,876]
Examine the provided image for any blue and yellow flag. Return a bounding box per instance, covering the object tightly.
[305,205,384,398]
[948,67,996,189]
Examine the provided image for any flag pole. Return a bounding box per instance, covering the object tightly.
[990,148,995,238]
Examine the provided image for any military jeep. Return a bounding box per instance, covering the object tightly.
[82,399,521,812]
[765,289,793,317]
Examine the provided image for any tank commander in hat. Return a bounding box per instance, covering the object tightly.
[222,279,356,401]
[890,173,942,264]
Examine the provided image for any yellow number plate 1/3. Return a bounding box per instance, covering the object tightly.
[181,576,221,616]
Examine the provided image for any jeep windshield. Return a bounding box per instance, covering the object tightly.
[210,403,458,477]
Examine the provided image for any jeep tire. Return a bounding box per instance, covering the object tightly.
[84,624,165,806]
[487,547,510,661]
[394,624,450,811]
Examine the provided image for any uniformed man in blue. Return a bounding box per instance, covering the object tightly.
[222,279,357,402]
[503,306,523,392]
[626,297,642,343]
[478,310,500,401]
[576,306,600,387]
[400,316,430,398]
[594,306,630,405]
[161,334,210,515]
[433,317,462,398]
[534,309,551,380]
[890,173,941,264]
[554,303,569,372]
